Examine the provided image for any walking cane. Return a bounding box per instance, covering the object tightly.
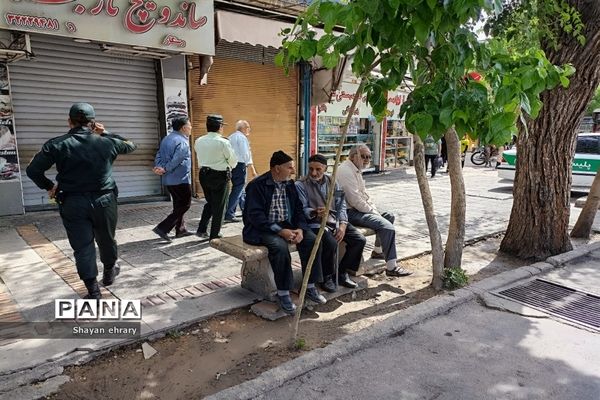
[334,190,345,289]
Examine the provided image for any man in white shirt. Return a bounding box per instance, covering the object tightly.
[194,114,238,240]
[337,144,412,277]
[225,120,258,223]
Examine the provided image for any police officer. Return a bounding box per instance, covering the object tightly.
[26,103,136,299]
[194,114,237,240]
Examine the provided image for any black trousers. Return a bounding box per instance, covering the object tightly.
[156,183,192,234]
[259,228,320,291]
[197,167,230,239]
[425,154,438,176]
[58,191,118,281]
[314,223,367,277]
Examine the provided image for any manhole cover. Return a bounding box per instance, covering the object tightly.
[496,279,600,330]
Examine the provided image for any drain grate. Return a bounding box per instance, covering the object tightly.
[496,279,600,329]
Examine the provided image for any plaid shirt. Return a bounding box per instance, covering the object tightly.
[268,182,289,223]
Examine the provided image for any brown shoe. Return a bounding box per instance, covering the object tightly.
[371,251,385,260]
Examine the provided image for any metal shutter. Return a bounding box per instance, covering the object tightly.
[9,34,161,207]
[189,42,298,196]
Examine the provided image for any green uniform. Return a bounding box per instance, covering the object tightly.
[26,126,136,280]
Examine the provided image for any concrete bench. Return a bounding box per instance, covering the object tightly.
[210,227,376,301]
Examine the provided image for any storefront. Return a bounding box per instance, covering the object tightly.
[0,0,214,214]
[310,80,382,172]
[381,90,412,169]
[188,10,300,196]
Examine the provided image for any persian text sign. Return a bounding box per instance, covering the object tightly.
[1,0,214,55]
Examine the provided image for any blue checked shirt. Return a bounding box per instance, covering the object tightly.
[268,182,289,224]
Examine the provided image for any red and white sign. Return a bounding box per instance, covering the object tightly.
[0,0,214,54]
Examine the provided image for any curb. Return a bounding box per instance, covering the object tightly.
[204,240,600,400]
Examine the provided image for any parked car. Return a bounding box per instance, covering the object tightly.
[498,133,600,189]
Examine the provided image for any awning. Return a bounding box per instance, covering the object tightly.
[216,10,294,49]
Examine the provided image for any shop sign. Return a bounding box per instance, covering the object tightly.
[316,82,372,118]
[317,82,410,119]
[386,90,409,120]
[0,0,214,55]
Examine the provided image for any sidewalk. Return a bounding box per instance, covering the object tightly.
[0,167,598,391]
[208,244,600,400]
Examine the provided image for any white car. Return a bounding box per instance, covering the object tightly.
[497,133,600,189]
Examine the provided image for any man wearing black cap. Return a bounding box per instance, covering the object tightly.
[296,154,365,292]
[243,150,326,315]
[194,114,237,240]
[26,103,136,299]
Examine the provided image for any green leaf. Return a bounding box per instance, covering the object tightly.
[529,97,543,118]
[490,111,516,135]
[335,35,357,54]
[408,112,433,136]
[440,107,453,128]
[274,51,285,67]
[559,75,570,88]
[520,93,531,115]
[521,69,538,91]
[300,40,317,60]
[317,34,337,53]
[426,0,437,10]
[453,110,468,122]
[319,1,339,33]
[563,64,576,77]
[412,15,429,44]
[322,51,340,69]
[358,0,379,17]
[388,0,401,11]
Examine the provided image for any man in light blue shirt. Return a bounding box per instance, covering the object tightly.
[225,120,258,223]
[152,117,193,242]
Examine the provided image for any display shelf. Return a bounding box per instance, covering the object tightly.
[317,114,376,172]
[384,133,413,169]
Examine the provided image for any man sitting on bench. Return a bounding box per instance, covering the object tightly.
[296,154,364,292]
[337,145,413,277]
[242,150,327,315]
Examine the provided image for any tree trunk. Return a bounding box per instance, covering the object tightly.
[570,171,600,238]
[413,134,444,290]
[444,128,466,268]
[501,0,600,260]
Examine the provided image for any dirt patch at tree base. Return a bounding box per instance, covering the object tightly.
[46,235,568,399]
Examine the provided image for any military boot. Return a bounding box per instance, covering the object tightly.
[83,278,102,299]
[102,263,121,286]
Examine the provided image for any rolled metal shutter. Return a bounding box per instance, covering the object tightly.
[189,42,298,196]
[9,34,161,207]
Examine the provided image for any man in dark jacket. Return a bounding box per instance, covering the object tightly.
[26,103,136,299]
[242,150,326,314]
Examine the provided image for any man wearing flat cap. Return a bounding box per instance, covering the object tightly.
[194,114,237,240]
[243,150,326,315]
[26,102,136,299]
[296,154,365,292]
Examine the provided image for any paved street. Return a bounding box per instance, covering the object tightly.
[0,164,598,390]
